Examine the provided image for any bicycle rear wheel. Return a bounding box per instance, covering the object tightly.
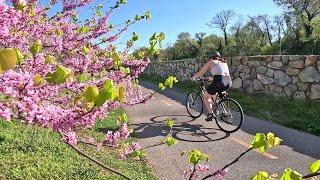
[186,91,203,118]
[214,98,243,133]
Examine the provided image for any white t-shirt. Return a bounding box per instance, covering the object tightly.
[210,60,232,86]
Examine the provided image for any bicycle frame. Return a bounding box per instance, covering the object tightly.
[197,79,228,116]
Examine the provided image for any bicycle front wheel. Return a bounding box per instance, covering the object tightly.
[214,98,244,133]
[186,91,203,118]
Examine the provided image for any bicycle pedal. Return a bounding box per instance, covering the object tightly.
[205,114,216,122]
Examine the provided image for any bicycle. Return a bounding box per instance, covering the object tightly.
[185,78,244,133]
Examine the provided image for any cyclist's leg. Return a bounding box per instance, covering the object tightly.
[203,91,216,114]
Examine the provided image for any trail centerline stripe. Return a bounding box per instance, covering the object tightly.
[230,137,278,160]
[161,100,172,106]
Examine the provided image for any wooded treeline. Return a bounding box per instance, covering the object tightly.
[133,0,320,61]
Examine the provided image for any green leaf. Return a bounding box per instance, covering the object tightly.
[33,74,45,86]
[164,76,174,88]
[149,45,158,55]
[165,118,175,128]
[130,150,140,158]
[159,83,166,90]
[127,40,133,47]
[119,0,126,4]
[96,10,102,17]
[55,29,64,36]
[30,39,42,55]
[45,65,72,84]
[149,33,157,42]
[112,51,122,69]
[145,10,151,20]
[77,26,90,34]
[309,160,320,173]
[280,168,302,180]
[13,0,26,10]
[132,32,139,41]
[135,14,141,21]
[158,32,165,42]
[266,132,282,148]
[97,3,103,9]
[251,171,269,180]
[188,149,207,165]
[118,113,128,124]
[120,67,130,74]
[130,150,146,159]
[94,80,117,106]
[82,46,90,55]
[83,85,99,102]
[45,55,56,65]
[77,73,90,83]
[251,133,268,153]
[163,137,177,147]
[116,85,126,102]
[15,49,24,64]
[109,24,115,29]
[0,49,18,72]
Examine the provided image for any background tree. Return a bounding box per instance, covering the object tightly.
[207,10,236,46]
[273,0,320,38]
[257,15,274,46]
[195,32,206,47]
[172,32,200,59]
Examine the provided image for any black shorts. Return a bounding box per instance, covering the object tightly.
[206,75,230,95]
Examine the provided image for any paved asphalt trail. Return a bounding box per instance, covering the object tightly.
[126,81,320,180]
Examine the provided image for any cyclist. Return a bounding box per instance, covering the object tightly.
[190,51,232,121]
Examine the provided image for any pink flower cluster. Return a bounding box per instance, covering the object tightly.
[0,0,8,11]
[103,123,130,146]
[0,0,152,145]
[183,164,210,180]
[213,168,228,180]
[62,131,77,145]
[183,165,228,180]
[120,142,141,159]
[0,103,12,121]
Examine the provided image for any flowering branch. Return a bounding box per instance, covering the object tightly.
[201,148,253,180]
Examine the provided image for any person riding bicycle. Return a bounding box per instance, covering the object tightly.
[190,51,232,121]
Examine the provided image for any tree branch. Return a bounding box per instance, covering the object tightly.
[189,163,197,180]
[66,142,132,180]
[303,171,320,179]
[201,148,253,180]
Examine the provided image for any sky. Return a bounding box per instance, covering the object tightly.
[46,0,285,50]
[109,0,285,50]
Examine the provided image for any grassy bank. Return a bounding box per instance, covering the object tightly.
[140,74,320,136]
[0,109,157,180]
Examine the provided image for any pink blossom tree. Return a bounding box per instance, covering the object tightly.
[0,0,169,178]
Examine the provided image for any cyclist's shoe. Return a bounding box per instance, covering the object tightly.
[205,113,215,122]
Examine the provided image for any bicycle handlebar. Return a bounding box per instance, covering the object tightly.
[193,78,212,83]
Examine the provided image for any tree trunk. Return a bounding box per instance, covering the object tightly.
[266,27,273,46]
[303,23,313,38]
[224,31,228,46]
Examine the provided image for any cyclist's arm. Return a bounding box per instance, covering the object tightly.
[191,62,211,80]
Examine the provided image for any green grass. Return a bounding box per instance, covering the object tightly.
[140,74,320,136]
[0,109,157,180]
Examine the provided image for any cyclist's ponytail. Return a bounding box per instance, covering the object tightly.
[218,57,227,63]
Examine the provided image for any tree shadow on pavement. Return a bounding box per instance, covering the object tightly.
[131,115,230,143]
[140,81,320,159]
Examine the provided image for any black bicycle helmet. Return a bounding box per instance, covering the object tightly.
[210,51,221,58]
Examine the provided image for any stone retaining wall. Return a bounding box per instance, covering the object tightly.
[144,56,320,100]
